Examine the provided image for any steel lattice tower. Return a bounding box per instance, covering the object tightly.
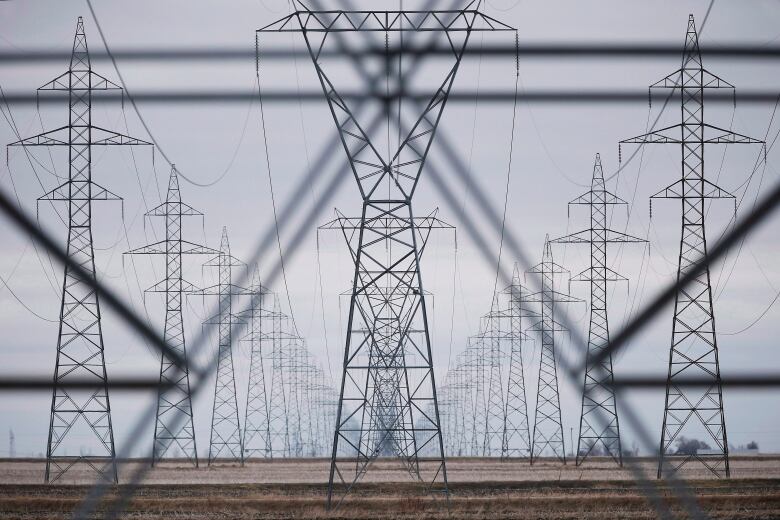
[239,266,272,459]
[621,15,763,478]
[441,351,471,456]
[127,167,217,466]
[481,301,508,456]
[551,154,645,466]
[259,7,512,505]
[319,209,453,477]
[8,17,151,483]
[466,335,487,456]
[525,236,581,464]
[265,295,292,457]
[192,227,250,465]
[286,336,306,457]
[500,264,535,460]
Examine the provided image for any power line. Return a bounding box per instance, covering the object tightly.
[85,0,233,188]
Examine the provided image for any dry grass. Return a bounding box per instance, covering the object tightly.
[1,458,779,519]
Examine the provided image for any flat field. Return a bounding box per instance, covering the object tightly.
[1,457,779,519]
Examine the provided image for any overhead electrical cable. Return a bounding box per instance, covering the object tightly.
[86,0,246,188]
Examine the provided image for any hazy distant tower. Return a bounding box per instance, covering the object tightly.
[551,154,645,466]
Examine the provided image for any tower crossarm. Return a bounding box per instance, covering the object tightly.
[522,290,583,305]
[8,126,151,147]
[320,207,455,265]
[570,265,628,283]
[568,189,628,206]
[319,208,453,231]
[203,253,246,268]
[551,228,646,244]
[145,200,204,218]
[201,313,250,327]
[621,122,764,145]
[257,8,515,34]
[650,177,735,201]
[189,283,254,297]
[650,67,734,90]
[526,319,570,334]
[37,180,122,203]
[126,240,220,256]
[143,277,201,295]
[526,260,569,276]
[38,69,122,92]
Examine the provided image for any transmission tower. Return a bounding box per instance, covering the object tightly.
[500,264,535,460]
[8,429,15,458]
[259,7,513,504]
[8,17,151,483]
[191,227,251,465]
[482,301,509,457]
[525,236,582,464]
[318,207,454,497]
[127,167,217,466]
[551,154,646,466]
[285,336,306,457]
[239,266,272,459]
[621,15,764,478]
[440,351,471,456]
[453,356,472,456]
[265,295,293,458]
[465,335,488,456]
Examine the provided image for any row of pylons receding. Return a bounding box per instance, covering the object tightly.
[6,6,765,511]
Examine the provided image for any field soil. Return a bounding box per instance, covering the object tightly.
[1,457,779,519]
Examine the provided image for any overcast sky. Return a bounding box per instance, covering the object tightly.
[1,0,780,460]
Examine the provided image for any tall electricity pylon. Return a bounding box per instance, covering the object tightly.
[621,15,764,478]
[551,154,645,466]
[8,17,151,483]
[285,336,306,457]
[192,227,250,465]
[239,266,272,459]
[318,208,453,495]
[500,264,535,460]
[265,295,292,457]
[438,373,458,456]
[127,167,218,466]
[525,236,582,464]
[259,6,512,505]
[464,336,486,456]
[441,352,471,456]
[479,301,508,456]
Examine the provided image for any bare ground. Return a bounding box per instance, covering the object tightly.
[1,457,779,519]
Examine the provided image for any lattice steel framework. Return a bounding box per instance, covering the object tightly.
[318,209,454,501]
[264,296,292,457]
[525,236,581,464]
[551,154,645,466]
[191,227,251,465]
[500,264,535,460]
[439,350,471,456]
[465,335,487,456]
[8,17,151,483]
[127,167,217,466]
[621,15,764,478]
[239,266,272,459]
[479,300,508,457]
[259,6,512,506]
